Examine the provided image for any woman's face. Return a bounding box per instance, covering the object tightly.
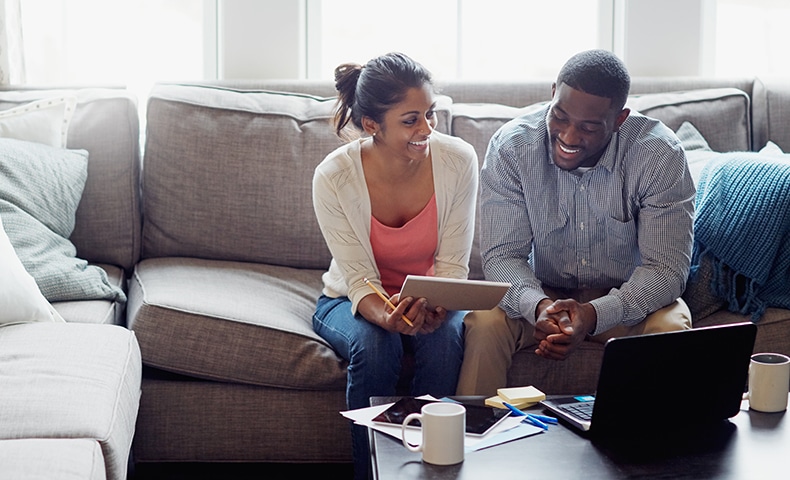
[372,83,437,163]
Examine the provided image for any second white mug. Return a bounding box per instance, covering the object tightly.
[401,401,465,465]
[747,352,790,413]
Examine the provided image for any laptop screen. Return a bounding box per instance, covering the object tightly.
[542,322,757,437]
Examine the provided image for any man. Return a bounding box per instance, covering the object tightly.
[457,49,695,396]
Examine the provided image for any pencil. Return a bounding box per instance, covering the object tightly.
[363,278,414,327]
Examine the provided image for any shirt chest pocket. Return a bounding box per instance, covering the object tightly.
[604,216,638,266]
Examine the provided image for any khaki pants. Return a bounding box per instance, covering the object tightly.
[456,290,692,396]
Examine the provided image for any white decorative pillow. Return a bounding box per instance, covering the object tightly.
[759,141,787,156]
[675,121,716,186]
[0,96,77,148]
[0,215,65,325]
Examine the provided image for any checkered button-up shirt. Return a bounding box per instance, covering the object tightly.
[480,105,695,334]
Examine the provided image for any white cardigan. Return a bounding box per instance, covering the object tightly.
[312,131,479,314]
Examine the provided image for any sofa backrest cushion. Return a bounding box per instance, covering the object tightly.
[143,84,455,269]
[627,87,751,152]
[436,77,755,108]
[143,85,338,268]
[0,88,142,271]
[143,85,341,268]
[753,77,790,152]
[450,102,547,279]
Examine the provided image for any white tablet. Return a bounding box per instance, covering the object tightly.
[399,275,510,311]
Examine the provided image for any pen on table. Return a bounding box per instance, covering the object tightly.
[503,402,527,416]
[527,413,558,424]
[503,402,557,429]
[523,414,549,430]
[363,278,414,327]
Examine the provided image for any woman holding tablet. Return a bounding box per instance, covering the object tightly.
[311,52,478,480]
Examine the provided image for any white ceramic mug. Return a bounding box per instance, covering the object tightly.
[747,353,790,413]
[401,402,465,465]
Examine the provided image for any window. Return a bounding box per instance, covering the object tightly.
[314,0,601,81]
[21,0,206,93]
[17,0,790,90]
[714,0,790,77]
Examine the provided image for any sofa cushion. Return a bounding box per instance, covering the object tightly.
[127,257,347,390]
[143,84,451,270]
[52,264,127,325]
[451,102,547,166]
[508,341,605,395]
[0,439,106,480]
[752,76,790,154]
[451,88,751,158]
[133,377,350,463]
[694,307,790,356]
[0,137,124,303]
[143,85,343,269]
[627,87,751,152]
[0,323,141,480]
[0,88,142,271]
[682,250,728,323]
[450,102,546,279]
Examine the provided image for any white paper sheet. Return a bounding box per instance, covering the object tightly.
[340,396,543,451]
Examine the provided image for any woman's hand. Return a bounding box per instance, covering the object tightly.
[392,295,448,335]
[419,304,446,334]
[359,293,423,335]
[387,294,429,335]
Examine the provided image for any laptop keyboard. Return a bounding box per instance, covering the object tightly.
[560,401,595,421]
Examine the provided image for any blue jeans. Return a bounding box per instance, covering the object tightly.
[313,295,465,480]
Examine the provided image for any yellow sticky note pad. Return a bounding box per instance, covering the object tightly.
[485,395,536,410]
[496,386,546,404]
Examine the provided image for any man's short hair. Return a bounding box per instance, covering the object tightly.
[557,49,631,110]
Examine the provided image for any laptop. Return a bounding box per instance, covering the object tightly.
[540,322,757,437]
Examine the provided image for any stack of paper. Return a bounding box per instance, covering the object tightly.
[340,395,543,451]
[486,385,546,409]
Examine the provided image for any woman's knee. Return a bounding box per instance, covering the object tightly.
[349,329,403,364]
[431,310,465,340]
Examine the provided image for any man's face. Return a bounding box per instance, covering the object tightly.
[546,82,629,171]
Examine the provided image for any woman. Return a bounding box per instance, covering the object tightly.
[312,52,478,479]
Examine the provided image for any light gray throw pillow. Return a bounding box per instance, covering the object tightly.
[0,137,125,302]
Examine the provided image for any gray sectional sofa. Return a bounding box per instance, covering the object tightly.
[0,88,142,479]
[129,77,790,466]
[2,76,789,473]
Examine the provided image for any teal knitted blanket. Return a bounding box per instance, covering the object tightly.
[690,153,790,320]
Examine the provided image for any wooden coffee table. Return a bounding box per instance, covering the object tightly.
[369,396,788,479]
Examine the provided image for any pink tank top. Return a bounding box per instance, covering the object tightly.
[370,194,438,296]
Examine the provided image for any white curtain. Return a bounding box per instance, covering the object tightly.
[0,0,24,85]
